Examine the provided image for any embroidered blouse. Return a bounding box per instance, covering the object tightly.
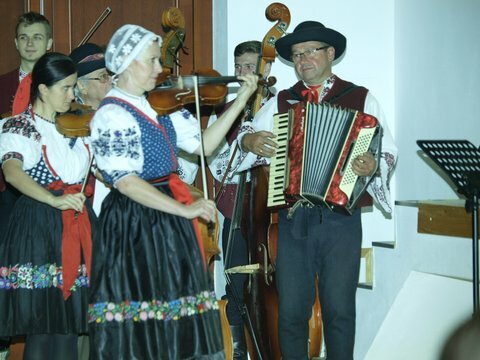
[90,87,202,187]
[0,110,90,186]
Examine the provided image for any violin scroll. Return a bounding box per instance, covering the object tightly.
[263,76,277,88]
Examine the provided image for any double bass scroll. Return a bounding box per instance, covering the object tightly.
[160,7,187,75]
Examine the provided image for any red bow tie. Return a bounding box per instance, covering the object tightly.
[300,84,322,103]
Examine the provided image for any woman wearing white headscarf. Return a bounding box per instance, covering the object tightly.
[87,25,257,359]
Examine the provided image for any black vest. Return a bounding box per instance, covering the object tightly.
[277,76,368,113]
[277,76,373,208]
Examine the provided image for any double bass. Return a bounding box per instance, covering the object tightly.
[243,3,323,359]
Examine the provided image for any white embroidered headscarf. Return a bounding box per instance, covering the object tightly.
[105,24,162,75]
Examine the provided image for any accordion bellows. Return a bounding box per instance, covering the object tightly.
[268,102,381,214]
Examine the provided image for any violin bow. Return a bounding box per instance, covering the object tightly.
[192,76,209,200]
[80,154,95,195]
[77,7,112,47]
[74,151,94,219]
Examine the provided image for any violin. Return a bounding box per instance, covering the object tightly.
[54,101,96,218]
[148,68,275,115]
[55,103,95,138]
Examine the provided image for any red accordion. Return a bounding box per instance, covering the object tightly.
[267,102,380,214]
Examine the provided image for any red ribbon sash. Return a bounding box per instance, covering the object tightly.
[48,181,93,300]
[166,174,206,267]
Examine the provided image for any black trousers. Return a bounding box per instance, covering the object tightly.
[276,206,362,360]
[222,217,248,326]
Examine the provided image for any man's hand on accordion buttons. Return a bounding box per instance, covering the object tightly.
[242,131,277,157]
[352,152,377,177]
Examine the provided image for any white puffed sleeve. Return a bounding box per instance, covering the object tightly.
[170,108,201,154]
[0,116,41,170]
[233,96,277,173]
[364,92,398,213]
[89,103,144,186]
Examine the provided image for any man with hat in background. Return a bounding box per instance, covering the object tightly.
[69,43,111,111]
[235,21,397,359]
[69,43,112,218]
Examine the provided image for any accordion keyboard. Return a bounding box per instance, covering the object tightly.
[339,126,378,197]
[267,112,290,208]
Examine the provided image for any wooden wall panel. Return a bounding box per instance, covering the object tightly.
[0,1,27,74]
[418,202,479,239]
[50,0,71,52]
[69,0,176,53]
[192,0,212,70]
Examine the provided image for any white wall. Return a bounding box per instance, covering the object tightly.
[366,0,480,358]
[395,0,480,201]
[374,2,480,356]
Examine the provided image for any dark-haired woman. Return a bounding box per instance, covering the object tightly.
[0,52,95,360]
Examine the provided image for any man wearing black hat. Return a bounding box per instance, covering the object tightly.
[69,43,111,110]
[234,21,397,359]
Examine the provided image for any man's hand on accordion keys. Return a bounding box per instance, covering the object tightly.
[352,152,377,177]
[242,130,277,157]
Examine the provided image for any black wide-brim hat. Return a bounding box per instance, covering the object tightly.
[275,21,346,61]
[69,43,106,77]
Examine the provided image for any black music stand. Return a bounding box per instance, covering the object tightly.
[417,140,480,314]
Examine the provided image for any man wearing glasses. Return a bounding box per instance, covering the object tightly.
[70,43,112,111]
[234,21,397,359]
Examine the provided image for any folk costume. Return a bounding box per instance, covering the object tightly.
[0,109,94,336]
[88,25,224,360]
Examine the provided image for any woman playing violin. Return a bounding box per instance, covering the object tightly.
[0,52,96,360]
[87,24,257,360]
